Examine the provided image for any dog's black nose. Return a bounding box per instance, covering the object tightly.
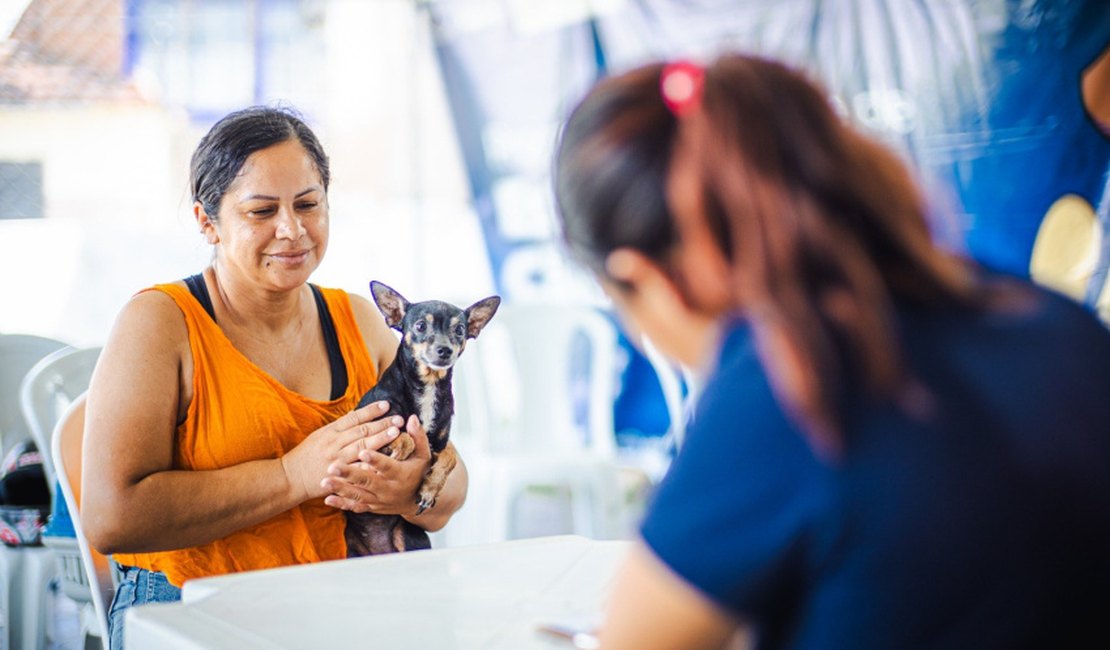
[436,346,452,360]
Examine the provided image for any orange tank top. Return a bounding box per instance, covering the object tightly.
[112,283,379,587]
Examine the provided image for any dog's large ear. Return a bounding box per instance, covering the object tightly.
[370,281,409,329]
[463,296,501,339]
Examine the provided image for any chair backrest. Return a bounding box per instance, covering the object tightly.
[472,303,619,457]
[637,335,691,450]
[52,394,113,644]
[0,333,69,456]
[19,346,102,490]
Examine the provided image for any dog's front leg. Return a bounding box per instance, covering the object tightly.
[415,442,458,514]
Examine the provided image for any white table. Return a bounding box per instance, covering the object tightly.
[125,535,629,649]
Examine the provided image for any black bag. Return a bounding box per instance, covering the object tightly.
[0,440,50,546]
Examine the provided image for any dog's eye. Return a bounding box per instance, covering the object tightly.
[454,324,465,338]
[414,321,427,333]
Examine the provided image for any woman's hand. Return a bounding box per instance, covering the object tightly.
[280,400,403,503]
[321,414,432,517]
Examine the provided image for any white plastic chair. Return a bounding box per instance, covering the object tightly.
[638,335,692,451]
[18,347,102,650]
[19,346,102,495]
[0,334,67,650]
[0,540,56,650]
[480,302,621,456]
[0,334,69,458]
[51,395,113,650]
[447,303,629,545]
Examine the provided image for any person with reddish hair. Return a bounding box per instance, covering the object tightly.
[554,54,1110,649]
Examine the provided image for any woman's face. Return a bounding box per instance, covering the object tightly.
[201,138,328,293]
[600,252,722,372]
[600,132,736,371]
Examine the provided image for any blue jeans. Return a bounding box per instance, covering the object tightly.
[108,563,182,650]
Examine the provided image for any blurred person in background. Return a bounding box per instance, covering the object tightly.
[554,53,1110,649]
[82,106,469,650]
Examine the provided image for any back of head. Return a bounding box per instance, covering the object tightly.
[684,54,969,306]
[555,53,981,453]
[554,63,679,287]
[191,106,330,221]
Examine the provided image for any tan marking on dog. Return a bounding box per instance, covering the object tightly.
[416,365,448,382]
[412,344,448,382]
[411,341,448,382]
[416,385,436,434]
[391,524,407,552]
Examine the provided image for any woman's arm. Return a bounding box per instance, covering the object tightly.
[599,543,748,650]
[81,291,396,555]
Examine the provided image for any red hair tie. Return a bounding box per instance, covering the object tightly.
[661,61,705,117]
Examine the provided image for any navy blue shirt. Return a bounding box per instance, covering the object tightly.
[642,284,1110,649]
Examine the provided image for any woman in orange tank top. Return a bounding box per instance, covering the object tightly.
[82,106,470,650]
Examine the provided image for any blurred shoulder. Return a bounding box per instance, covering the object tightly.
[986,274,1109,343]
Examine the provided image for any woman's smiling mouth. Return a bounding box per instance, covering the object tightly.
[267,249,311,265]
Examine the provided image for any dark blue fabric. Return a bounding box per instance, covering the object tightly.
[641,282,1110,649]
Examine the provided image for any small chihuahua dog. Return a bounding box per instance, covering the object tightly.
[345,280,500,557]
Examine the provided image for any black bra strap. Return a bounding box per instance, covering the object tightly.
[310,284,349,400]
[184,273,217,322]
[183,274,348,400]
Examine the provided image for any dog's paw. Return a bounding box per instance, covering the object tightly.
[414,492,438,515]
[389,433,415,461]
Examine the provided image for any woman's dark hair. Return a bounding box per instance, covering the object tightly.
[555,54,981,454]
[554,64,680,286]
[190,106,330,221]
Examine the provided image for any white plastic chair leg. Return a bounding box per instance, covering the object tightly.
[0,545,56,650]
